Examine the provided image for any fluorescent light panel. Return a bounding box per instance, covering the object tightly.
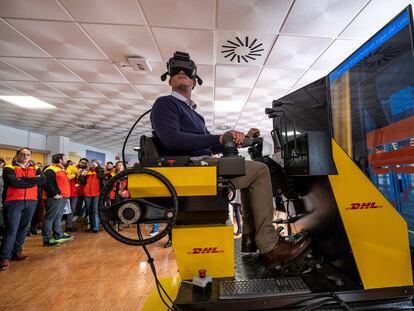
[0,96,56,109]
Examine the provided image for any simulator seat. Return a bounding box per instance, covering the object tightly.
[138,135,231,225]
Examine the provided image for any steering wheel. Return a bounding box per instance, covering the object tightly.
[98,166,179,246]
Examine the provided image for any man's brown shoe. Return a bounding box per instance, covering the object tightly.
[262,237,311,267]
[241,232,258,253]
[12,251,29,261]
[0,259,10,271]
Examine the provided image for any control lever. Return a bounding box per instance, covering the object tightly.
[272,100,298,158]
[222,132,263,157]
[265,108,289,159]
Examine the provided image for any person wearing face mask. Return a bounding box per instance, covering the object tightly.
[0,148,46,271]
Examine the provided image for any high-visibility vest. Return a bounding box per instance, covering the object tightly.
[4,163,39,202]
[44,164,70,198]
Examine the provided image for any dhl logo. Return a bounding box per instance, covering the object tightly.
[187,247,224,255]
[345,202,383,210]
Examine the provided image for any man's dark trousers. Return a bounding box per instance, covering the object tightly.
[0,200,37,259]
[42,198,65,242]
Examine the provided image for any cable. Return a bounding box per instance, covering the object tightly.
[137,227,181,311]
[296,297,337,311]
[294,293,355,311]
[122,108,152,168]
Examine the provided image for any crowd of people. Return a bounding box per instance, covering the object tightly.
[0,147,129,271]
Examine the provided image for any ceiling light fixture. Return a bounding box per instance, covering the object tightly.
[0,96,56,109]
[221,36,264,63]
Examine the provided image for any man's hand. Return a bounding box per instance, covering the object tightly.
[54,194,63,199]
[219,130,245,147]
[246,128,260,138]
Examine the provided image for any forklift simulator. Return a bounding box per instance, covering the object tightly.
[98,7,414,310]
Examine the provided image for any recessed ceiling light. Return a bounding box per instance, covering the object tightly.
[215,100,244,112]
[0,96,56,109]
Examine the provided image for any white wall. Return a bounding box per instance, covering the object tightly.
[0,124,47,150]
[68,140,118,163]
[0,124,118,163]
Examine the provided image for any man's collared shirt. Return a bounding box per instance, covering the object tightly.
[171,91,197,109]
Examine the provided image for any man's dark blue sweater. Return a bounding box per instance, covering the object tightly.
[150,95,222,157]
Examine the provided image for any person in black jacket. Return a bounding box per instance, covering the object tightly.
[42,154,73,247]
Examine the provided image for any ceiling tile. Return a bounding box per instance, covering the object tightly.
[281,0,368,37]
[255,67,305,89]
[250,88,288,103]
[196,65,214,87]
[120,62,166,85]
[311,39,363,72]
[217,0,292,33]
[82,24,162,62]
[290,70,326,92]
[44,82,104,98]
[195,100,214,114]
[60,0,145,24]
[6,19,106,60]
[266,35,332,69]
[193,86,214,102]
[134,85,171,100]
[60,60,128,84]
[112,98,149,110]
[141,0,214,29]
[0,60,36,81]
[215,66,261,88]
[0,0,71,20]
[216,31,275,66]
[152,28,214,64]
[215,87,251,101]
[0,20,50,58]
[1,81,66,97]
[340,0,412,40]
[91,83,143,99]
[0,82,25,95]
[1,57,83,82]
[73,97,113,109]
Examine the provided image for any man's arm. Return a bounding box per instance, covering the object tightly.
[151,98,220,151]
[20,167,46,185]
[3,167,39,188]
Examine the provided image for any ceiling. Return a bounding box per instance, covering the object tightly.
[0,0,413,152]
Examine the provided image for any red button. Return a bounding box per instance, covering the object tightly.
[198,269,207,278]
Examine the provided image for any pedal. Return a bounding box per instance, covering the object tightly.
[274,249,322,274]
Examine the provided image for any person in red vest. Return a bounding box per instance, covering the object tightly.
[0,147,46,271]
[80,159,104,233]
[42,153,73,247]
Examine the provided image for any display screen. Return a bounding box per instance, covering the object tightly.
[328,6,414,245]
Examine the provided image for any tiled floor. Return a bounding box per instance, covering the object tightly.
[0,227,178,311]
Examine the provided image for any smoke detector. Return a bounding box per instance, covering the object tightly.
[117,56,152,72]
[221,36,264,63]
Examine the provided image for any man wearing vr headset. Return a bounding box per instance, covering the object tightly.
[151,52,310,267]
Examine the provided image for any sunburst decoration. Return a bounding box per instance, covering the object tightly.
[221,36,264,63]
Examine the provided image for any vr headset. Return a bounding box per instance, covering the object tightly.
[161,51,203,86]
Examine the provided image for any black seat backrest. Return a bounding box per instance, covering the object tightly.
[139,135,163,162]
